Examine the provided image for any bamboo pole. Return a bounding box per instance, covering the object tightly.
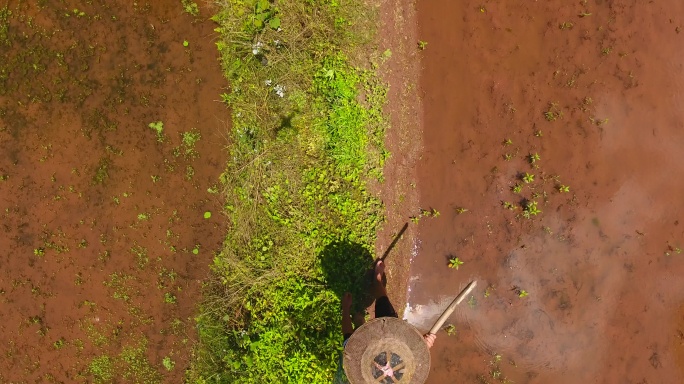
[428,281,477,335]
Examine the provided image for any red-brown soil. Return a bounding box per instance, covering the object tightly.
[0,1,228,382]
[406,1,684,383]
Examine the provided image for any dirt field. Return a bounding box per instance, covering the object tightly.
[405,1,684,383]
[0,1,228,382]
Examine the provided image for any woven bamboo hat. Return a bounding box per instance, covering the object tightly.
[343,317,430,384]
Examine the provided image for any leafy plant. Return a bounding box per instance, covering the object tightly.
[522,201,541,219]
[522,173,535,184]
[444,324,457,336]
[511,286,529,298]
[89,355,114,383]
[511,183,523,193]
[502,201,516,211]
[418,40,428,50]
[181,0,200,16]
[543,102,562,121]
[455,207,469,214]
[528,153,540,164]
[448,257,464,270]
[162,356,175,371]
[203,211,212,219]
[148,121,164,142]
[557,184,570,193]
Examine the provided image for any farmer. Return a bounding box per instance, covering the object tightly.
[334,260,436,383]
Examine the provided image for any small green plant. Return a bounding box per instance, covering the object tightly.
[191,245,200,255]
[420,208,440,218]
[559,21,574,30]
[448,257,464,270]
[528,153,540,164]
[484,286,494,298]
[162,356,175,371]
[181,0,200,16]
[164,292,177,304]
[502,201,516,211]
[204,211,212,219]
[53,338,66,349]
[511,183,523,193]
[33,248,45,257]
[137,213,149,221]
[444,324,457,336]
[522,200,541,218]
[418,40,428,50]
[543,102,562,121]
[180,129,201,156]
[503,153,512,161]
[558,184,570,193]
[148,121,164,142]
[502,138,512,146]
[518,289,528,298]
[89,355,113,382]
[455,207,469,214]
[183,40,189,47]
[410,216,420,224]
[522,173,535,184]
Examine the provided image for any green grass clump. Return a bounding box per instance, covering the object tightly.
[89,355,114,383]
[190,0,386,382]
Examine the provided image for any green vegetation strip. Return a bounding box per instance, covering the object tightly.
[189,0,387,382]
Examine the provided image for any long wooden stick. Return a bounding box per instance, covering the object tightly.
[428,281,477,335]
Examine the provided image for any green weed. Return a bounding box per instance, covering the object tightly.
[502,201,516,211]
[514,287,529,298]
[89,355,113,383]
[190,0,385,382]
[164,292,177,304]
[448,257,464,270]
[543,102,562,121]
[148,121,163,139]
[418,40,428,50]
[522,200,541,218]
[528,153,540,164]
[522,173,535,184]
[162,356,175,371]
[92,157,110,185]
[181,0,200,16]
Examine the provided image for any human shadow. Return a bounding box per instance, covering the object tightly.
[319,223,409,313]
[319,241,375,313]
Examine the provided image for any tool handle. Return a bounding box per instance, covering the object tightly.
[428,281,477,335]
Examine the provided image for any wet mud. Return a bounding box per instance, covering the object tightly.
[0,1,228,382]
[406,1,684,383]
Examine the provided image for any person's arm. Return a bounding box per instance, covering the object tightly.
[342,292,354,337]
[423,333,436,349]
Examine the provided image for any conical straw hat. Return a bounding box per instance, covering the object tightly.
[343,317,430,384]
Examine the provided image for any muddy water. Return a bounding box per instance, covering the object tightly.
[406,1,684,383]
[0,1,228,382]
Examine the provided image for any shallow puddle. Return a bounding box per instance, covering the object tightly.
[407,1,684,382]
[0,1,228,382]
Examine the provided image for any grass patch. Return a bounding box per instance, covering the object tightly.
[189,0,387,382]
